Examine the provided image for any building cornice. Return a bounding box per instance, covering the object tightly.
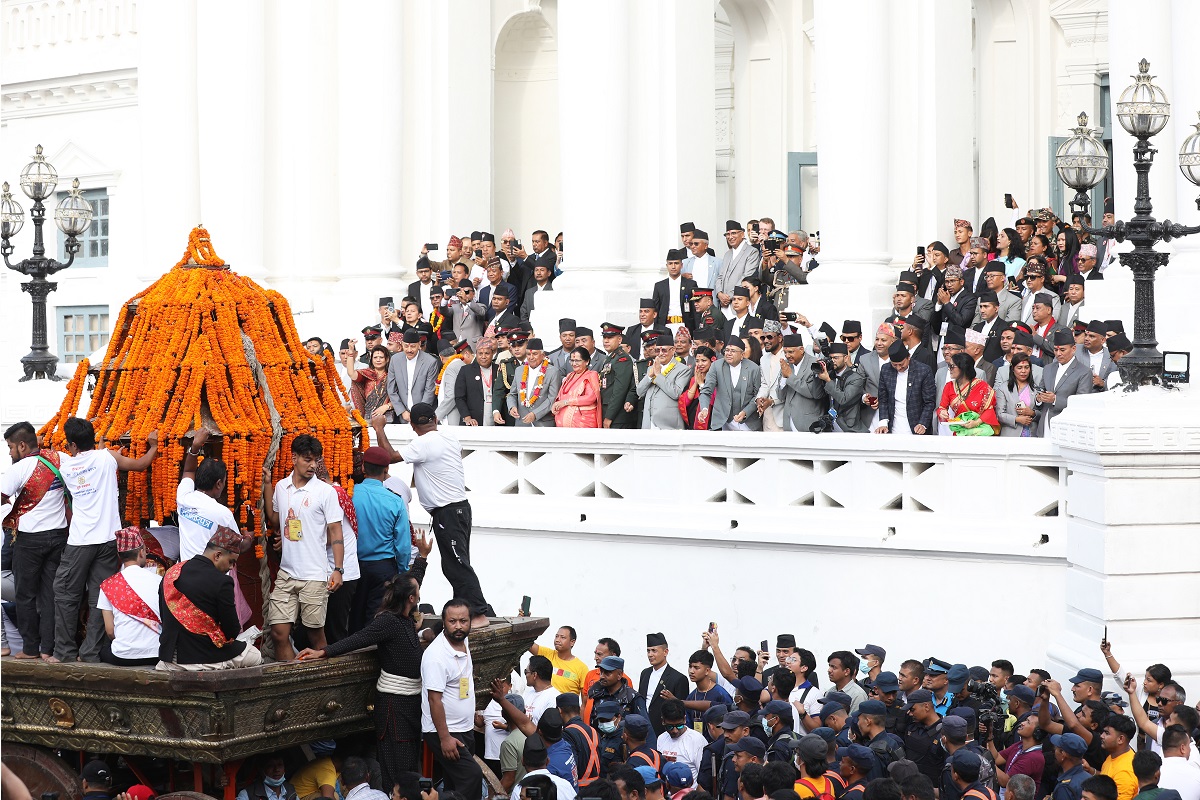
[1,68,137,119]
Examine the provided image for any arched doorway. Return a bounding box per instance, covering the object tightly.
[493,11,561,238]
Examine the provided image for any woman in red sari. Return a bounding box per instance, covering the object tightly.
[552,347,602,428]
[679,347,716,430]
[344,345,393,418]
[937,353,1000,435]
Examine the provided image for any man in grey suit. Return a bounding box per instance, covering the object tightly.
[1056,274,1086,328]
[636,333,693,430]
[714,220,762,318]
[1035,329,1093,437]
[776,333,828,432]
[504,338,561,426]
[818,342,869,432]
[976,264,1022,325]
[520,261,554,324]
[1028,293,1070,359]
[386,328,439,424]
[1075,320,1117,392]
[698,338,762,430]
[683,231,719,289]
[450,279,488,347]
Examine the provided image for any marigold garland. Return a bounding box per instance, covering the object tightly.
[40,226,359,530]
[519,358,549,405]
[435,354,462,396]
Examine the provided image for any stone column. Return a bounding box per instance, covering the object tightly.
[195,0,265,279]
[1049,387,1200,691]
[136,0,200,280]
[799,0,895,329]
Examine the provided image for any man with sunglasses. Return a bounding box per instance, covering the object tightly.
[657,700,708,782]
[839,321,868,366]
[1019,260,1060,324]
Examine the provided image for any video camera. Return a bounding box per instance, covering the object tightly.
[967,679,1005,742]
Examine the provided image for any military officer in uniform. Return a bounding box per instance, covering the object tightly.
[691,288,726,336]
[491,330,529,425]
[599,322,637,429]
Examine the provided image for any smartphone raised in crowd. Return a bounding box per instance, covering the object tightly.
[474,249,483,259]
[917,245,926,257]
[709,622,716,633]
[425,242,439,251]
[760,639,769,653]
[521,595,532,616]
[1005,193,1014,209]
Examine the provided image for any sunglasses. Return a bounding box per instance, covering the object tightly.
[840,335,860,341]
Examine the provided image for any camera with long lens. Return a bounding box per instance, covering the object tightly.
[967,679,1005,742]
[811,354,834,373]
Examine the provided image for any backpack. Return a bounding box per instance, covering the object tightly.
[797,777,837,800]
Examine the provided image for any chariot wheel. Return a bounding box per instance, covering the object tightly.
[1,743,83,800]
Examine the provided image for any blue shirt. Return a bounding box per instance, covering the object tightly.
[547,738,579,787]
[351,478,410,564]
[686,685,734,727]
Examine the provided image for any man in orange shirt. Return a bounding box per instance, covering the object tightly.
[582,637,630,723]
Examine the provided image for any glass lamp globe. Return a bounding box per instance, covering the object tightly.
[1,182,25,239]
[54,179,94,237]
[1116,59,1170,138]
[1056,112,1110,191]
[1180,112,1200,189]
[18,144,58,202]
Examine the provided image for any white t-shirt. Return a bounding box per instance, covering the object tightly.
[656,727,707,779]
[524,685,562,725]
[421,632,475,733]
[96,564,163,659]
[1159,755,1200,800]
[176,478,240,562]
[482,699,509,759]
[400,431,467,512]
[59,449,122,546]
[789,682,824,730]
[0,453,68,532]
[272,475,344,581]
[520,770,577,800]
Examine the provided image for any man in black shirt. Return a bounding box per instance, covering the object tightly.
[903,690,945,783]
[837,744,875,800]
[872,672,911,737]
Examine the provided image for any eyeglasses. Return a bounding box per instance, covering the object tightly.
[665,723,688,731]
[840,335,860,341]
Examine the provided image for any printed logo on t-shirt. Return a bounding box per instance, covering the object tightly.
[178,504,216,530]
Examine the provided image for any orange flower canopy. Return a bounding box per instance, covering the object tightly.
[39,226,366,528]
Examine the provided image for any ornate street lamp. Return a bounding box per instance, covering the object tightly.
[1059,60,1200,388]
[1055,112,1109,218]
[1181,112,1200,210]
[1,145,94,381]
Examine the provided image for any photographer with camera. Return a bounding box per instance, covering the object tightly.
[816,343,868,433]
[988,713,1045,791]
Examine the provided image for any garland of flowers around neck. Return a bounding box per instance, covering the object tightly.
[520,359,549,405]
[435,354,462,396]
[661,357,682,376]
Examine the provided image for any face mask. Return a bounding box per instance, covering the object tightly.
[599,721,618,734]
[761,718,773,734]
[860,663,872,676]
[263,776,287,789]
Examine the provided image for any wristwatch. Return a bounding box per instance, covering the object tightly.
[333,566,345,574]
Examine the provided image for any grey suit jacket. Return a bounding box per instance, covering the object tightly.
[506,363,562,426]
[1075,347,1116,386]
[684,253,720,288]
[994,381,1041,437]
[1035,357,1093,436]
[1057,300,1085,328]
[973,290,1023,327]
[386,350,439,420]
[451,300,488,346]
[1029,322,1071,358]
[699,359,763,430]
[715,244,762,298]
[521,283,552,323]
[994,359,1043,387]
[436,358,465,425]
[636,361,693,430]
[827,365,870,433]
[779,354,828,432]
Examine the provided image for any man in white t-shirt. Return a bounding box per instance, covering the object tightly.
[53,417,158,663]
[370,407,494,628]
[97,526,163,666]
[422,599,484,800]
[2,421,70,660]
[657,699,707,780]
[176,428,243,562]
[263,435,344,662]
[523,656,563,725]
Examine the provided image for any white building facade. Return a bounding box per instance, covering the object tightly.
[1,1,1198,685]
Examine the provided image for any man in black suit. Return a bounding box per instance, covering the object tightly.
[158,527,261,670]
[651,248,698,332]
[478,259,516,320]
[508,230,556,313]
[931,265,978,350]
[454,338,500,426]
[639,632,690,736]
[900,316,937,371]
[625,300,661,360]
[874,342,936,435]
[971,291,1008,364]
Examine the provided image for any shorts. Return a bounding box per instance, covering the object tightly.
[266,570,329,628]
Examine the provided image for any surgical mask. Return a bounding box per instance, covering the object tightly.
[599,721,618,734]
[860,663,872,676]
[761,717,773,734]
[263,776,287,789]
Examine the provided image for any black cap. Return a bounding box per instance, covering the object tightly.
[983,261,1006,274]
[842,320,862,335]
[776,634,797,648]
[82,760,112,787]
[943,326,966,347]
[744,316,764,330]
[409,403,437,425]
[362,324,382,335]
[1034,292,1056,306]
[1107,333,1131,352]
[904,315,927,332]
[538,708,565,742]
[692,326,716,342]
[576,326,594,338]
[402,329,422,343]
[522,733,549,764]
[680,221,696,233]
[667,248,688,261]
[458,279,474,290]
[782,334,805,348]
[479,232,496,243]
[470,230,482,240]
[1066,274,1086,286]
[726,219,744,232]
[640,298,656,309]
[379,296,394,306]
[888,342,909,362]
[339,338,351,350]
[818,322,837,341]
[527,338,544,350]
[724,337,745,350]
[693,229,709,241]
[1103,197,1115,214]
[826,342,848,355]
[559,318,577,333]
[647,632,668,647]
[895,282,915,294]
[1105,319,1124,333]
[601,322,624,337]
[978,291,999,304]
[732,286,750,298]
[1052,330,1075,347]
[1086,320,1107,335]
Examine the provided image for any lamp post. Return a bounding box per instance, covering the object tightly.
[1,145,94,381]
[1055,60,1200,388]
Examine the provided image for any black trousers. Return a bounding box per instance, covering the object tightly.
[324,578,358,645]
[353,558,399,632]
[53,540,119,662]
[13,527,67,656]
[422,731,482,800]
[429,501,493,618]
[99,638,159,667]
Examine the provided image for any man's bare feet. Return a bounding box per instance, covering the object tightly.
[41,654,61,663]
[470,614,491,629]
[13,652,40,660]
[0,647,9,657]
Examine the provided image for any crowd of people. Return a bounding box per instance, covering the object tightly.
[305,204,1127,438]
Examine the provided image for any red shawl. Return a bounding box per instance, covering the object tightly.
[100,571,161,633]
[163,562,228,647]
[2,450,64,532]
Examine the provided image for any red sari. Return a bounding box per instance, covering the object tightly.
[678,372,710,430]
[554,369,603,428]
[938,378,1000,434]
